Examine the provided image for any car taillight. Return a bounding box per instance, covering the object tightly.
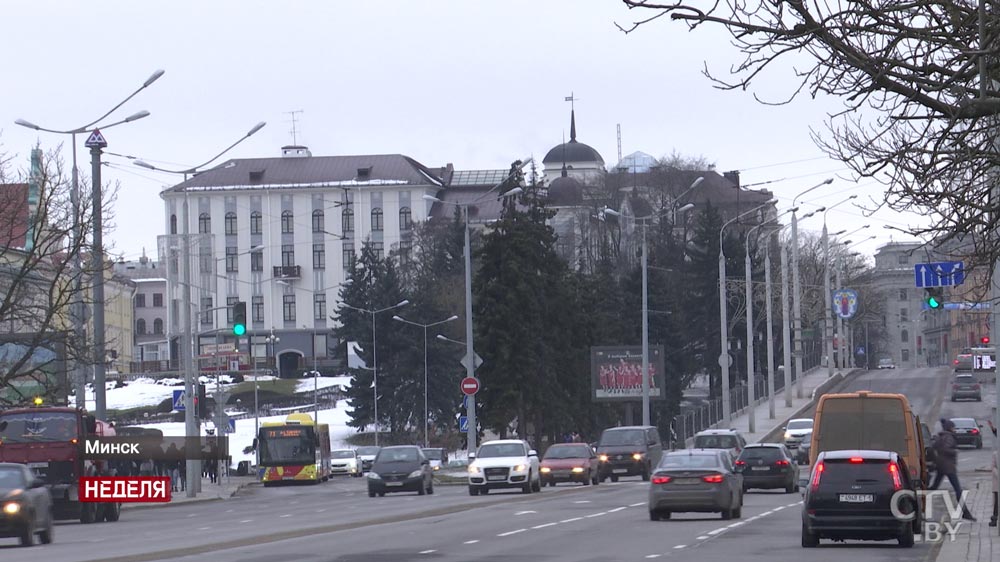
[889,462,902,491]
[652,475,671,485]
[952,384,959,390]
[971,428,979,435]
[775,460,790,466]
[734,460,746,467]
[973,384,981,390]
[849,457,864,463]
[702,474,724,484]
[811,462,825,491]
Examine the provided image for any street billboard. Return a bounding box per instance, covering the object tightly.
[590,346,665,402]
[0,332,68,407]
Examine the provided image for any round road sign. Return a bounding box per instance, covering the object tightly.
[460,377,480,396]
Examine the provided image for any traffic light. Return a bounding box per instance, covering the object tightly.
[232,301,247,336]
[981,336,991,345]
[924,287,944,309]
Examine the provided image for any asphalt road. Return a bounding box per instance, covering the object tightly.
[0,366,993,562]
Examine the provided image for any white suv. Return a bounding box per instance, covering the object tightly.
[468,439,541,495]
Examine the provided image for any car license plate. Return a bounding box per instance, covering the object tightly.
[673,478,699,485]
[839,494,874,503]
[487,475,506,481]
[751,466,770,471]
[386,482,403,486]
[613,468,628,474]
[27,462,48,468]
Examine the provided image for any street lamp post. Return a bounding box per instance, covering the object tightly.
[791,179,834,395]
[16,69,163,418]
[393,314,459,447]
[773,209,818,408]
[823,195,857,377]
[341,300,409,446]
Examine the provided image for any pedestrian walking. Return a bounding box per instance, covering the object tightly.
[930,418,976,521]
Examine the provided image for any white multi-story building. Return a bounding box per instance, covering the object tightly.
[158,145,449,378]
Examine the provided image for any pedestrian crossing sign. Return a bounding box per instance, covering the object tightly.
[172,389,186,411]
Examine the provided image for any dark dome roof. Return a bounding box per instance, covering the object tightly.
[547,175,584,206]
[542,141,605,165]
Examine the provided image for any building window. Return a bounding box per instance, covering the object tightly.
[170,214,177,235]
[227,297,239,323]
[398,240,413,264]
[312,210,325,233]
[251,250,263,272]
[342,208,354,233]
[371,208,384,231]
[199,252,213,274]
[136,319,146,335]
[313,244,326,269]
[399,207,412,231]
[198,213,211,234]
[281,210,294,234]
[282,245,295,267]
[343,244,355,270]
[899,289,907,301]
[226,247,238,273]
[901,349,910,362]
[250,211,262,235]
[314,293,327,320]
[153,318,163,335]
[201,297,213,325]
[372,241,384,260]
[252,296,264,323]
[901,329,909,342]
[136,294,146,308]
[283,294,296,322]
[900,308,908,322]
[225,212,238,235]
[153,293,163,307]
[897,253,909,265]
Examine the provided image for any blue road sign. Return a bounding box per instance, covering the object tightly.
[227,418,236,433]
[914,261,965,288]
[459,415,469,433]
[172,389,185,411]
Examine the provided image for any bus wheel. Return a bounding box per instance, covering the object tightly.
[80,503,96,524]
[104,502,121,522]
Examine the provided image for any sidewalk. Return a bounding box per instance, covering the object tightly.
[123,475,258,510]
[683,366,857,447]
[933,471,998,562]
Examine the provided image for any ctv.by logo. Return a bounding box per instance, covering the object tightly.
[890,490,970,542]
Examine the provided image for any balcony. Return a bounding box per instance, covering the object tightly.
[273,265,301,279]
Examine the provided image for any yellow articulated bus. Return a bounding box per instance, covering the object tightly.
[809,391,927,488]
[257,413,331,486]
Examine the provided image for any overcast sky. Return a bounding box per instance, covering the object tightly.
[3,0,921,264]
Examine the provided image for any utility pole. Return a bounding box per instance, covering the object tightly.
[87,131,108,419]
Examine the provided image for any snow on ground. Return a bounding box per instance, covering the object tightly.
[130,401,356,467]
[294,375,352,394]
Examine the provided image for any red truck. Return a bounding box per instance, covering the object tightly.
[0,405,122,523]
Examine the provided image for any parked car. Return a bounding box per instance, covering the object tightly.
[540,443,599,486]
[734,444,799,493]
[0,462,54,546]
[878,358,896,369]
[421,448,448,471]
[949,417,984,449]
[366,446,433,497]
[950,373,982,402]
[330,449,362,477]
[782,418,814,451]
[692,428,747,462]
[467,439,541,495]
[355,446,381,472]
[801,450,918,548]
[596,426,663,482]
[648,449,743,521]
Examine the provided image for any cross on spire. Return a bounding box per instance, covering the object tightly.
[564,93,579,142]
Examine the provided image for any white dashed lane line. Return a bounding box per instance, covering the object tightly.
[419,550,436,555]
[532,522,558,529]
[497,529,527,537]
[463,540,479,545]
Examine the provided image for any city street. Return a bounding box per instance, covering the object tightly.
[0,365,993,562]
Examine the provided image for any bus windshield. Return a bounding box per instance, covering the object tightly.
[0,412,78,443]
[258,426,316,466]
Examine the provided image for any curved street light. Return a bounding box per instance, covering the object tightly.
[394,314,459,447]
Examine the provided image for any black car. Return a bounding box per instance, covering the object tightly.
[366,446,434,497]
[795,439,812,466]
[801,450,919,548]
[0,462,54,547]
[596,426,663,482]
[734,444,799,493]
[950,418,984,449]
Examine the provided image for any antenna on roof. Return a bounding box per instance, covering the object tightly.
[285,109,304,145]
[617,124,622,164]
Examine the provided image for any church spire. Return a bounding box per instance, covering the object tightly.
[570,109,577,143]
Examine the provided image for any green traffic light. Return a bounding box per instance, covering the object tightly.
[927,296,941,309]
[233,324,246,336]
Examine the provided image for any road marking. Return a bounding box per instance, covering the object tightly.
[317,508,327,513]
[198,526,212,531]
[786,502,801,507]
[419,550,436,555]
[673,545,687,549]
[728,522,744,528]
[239,520,253,523]
[773,506,786,511]
[280,514,292,518]
[630,502,645,507]
[645,555,661,559]
[560,517,583,523]
[585,512,607,518]
[696,535,710,540]
[187,513,197,517]
[225,509,233,513]
[608,507,627,513]
[498,529,526,537]
[463,540,479,545]
[573,500,591,504]
[532,522,558,529]
[707,528,726,535]
[515,510,537,515]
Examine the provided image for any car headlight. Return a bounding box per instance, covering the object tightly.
[598,454,608,462]
[408,469,424,479]
[784,432,793,440]
[366,472,381,480]
[433,466,440,471]
[632,453,644,461]
[469,465,482,474]
[513,464,527,472]
[540,467,551,473]
[2,502,20,515]
[571,467,585,473]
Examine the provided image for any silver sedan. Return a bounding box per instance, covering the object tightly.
[648,449,743,521]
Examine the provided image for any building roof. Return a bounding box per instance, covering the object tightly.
[542,110,605,166]
[161,153,445,194]
[547,172,584,207]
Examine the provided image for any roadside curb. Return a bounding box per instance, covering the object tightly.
[122,481,258,511]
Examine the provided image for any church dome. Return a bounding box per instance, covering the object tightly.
[547,173,584,206]
[542,109,604,166]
